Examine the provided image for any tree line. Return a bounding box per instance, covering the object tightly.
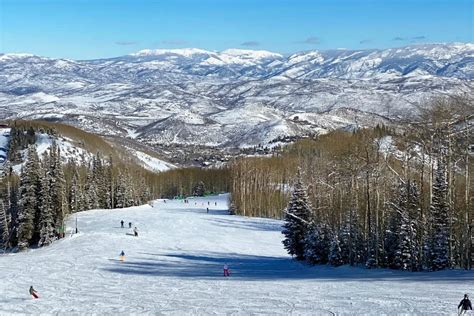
[231,96,473,270]
[0,124,231,251]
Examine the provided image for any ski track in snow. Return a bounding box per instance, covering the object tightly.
[0,194,473,315]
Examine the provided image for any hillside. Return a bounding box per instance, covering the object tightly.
[0,121,175,173]
[0,194,472,314]
[0,43,472,148]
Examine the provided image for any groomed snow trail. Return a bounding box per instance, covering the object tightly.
[0,194,472,315]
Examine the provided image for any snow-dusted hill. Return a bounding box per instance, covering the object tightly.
[0,43,472,147]
[0,194,472,314]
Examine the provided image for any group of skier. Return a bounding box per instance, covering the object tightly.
[120,220,138,237]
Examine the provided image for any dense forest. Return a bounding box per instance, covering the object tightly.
[0,122,230,251]
[231,97,473,270]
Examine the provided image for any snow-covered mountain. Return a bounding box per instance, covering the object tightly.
[0,43,472,147]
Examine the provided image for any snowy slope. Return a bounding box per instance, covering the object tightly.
[0,128,10,163]
[0,194,472,315]
[134,150,176,172]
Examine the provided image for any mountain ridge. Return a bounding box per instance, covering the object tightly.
[0,43,472,148]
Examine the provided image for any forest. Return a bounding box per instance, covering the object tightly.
[230,96,473,270]
[0,122,230,251]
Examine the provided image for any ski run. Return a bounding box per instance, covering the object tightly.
[0,194,472,315]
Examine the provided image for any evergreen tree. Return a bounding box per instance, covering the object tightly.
[114,171,127,208]
[38,168,55,247]
[386,181,421,270]
[429,155,450,271]
[0,199,9,250]
[329,233,344,266]
[304,223,331,264]
[49,143,67,234]
[340,208,364,266]
[193,181,206,197]
[17,145,41,250]
[282,171,312,260]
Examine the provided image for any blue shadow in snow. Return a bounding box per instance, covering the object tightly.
[206,217,282,232]
[102,251,474,282]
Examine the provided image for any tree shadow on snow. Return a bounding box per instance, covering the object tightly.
[205,217,282,232]
[166,208,230,216]
[102,251,474,282]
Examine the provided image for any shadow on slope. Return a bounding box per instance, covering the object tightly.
[205,217,282,232]
[102,251,474,282]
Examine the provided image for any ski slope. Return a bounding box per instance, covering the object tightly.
[0,194,472,315]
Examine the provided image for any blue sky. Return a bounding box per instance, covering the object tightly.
[0,0,472,59]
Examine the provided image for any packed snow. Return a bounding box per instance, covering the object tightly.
[0,194,472,315]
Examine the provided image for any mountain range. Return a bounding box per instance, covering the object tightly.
[0,43,472,148]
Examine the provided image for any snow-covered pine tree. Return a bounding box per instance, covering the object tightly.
[83,162,99,211]
[339,208,364,266]
[104,156,114,209]
[114,171,127,208]
[429,155,450,271]
[304,222,331,264]
[193,181,206,197]
[329,233,344,266]
[0,199,9,250]
[17,145,41,250]
[92,153,107,208]
[38,167,55,247]
[282,170,312,260]
[69,165,80,213]
[49,143,67,234]
[385,181,420,270]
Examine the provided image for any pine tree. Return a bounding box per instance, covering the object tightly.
[329,233,344,266]
[49,143,67,235]
[340,208,364,266]
[17,145,41,250]
[193,181,206,197]
[429,155,450,271]
[386,181,421,270]
[304,223,331,264]
[282,171,312,260]
[38,168,55,247]
[0,199,9,250]
[69,166,82,213]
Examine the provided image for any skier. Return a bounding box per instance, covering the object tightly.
[215,202,217,206]
[119,250,125,262]
[128,222,132,229]
[134,227,138,237]
[207,207,209,213]
[120,220,124,228]
[223,263,230,277]
[29,286,39,299]
[458,294,472,315]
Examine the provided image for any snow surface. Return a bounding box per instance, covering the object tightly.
[0,194,472,315]
[134,151,176,172]
[0,128,10,163]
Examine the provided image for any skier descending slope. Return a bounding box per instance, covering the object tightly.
[458,294,472,315]
[223,263,230,277]
[29,286,39,299]
[119,251,125,262]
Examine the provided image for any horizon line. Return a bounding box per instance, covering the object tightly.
[0,41,471,61]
